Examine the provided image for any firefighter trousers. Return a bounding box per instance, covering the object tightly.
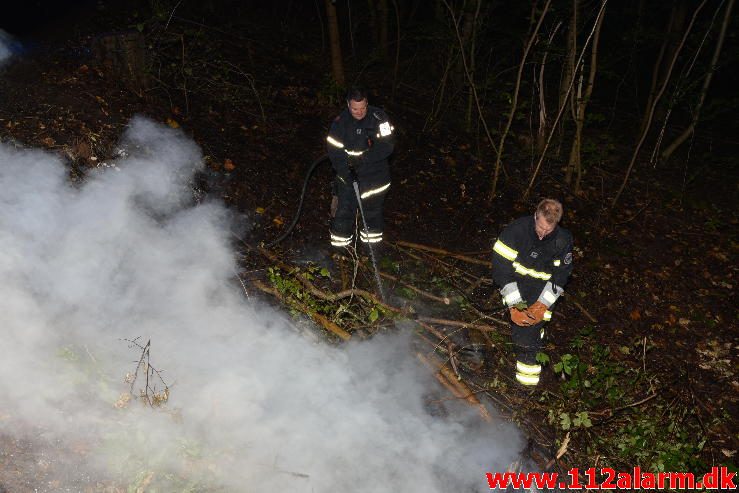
[330,179,388,247]
[510,320,545,386]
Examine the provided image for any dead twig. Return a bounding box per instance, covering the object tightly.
[223,60,266,123]
[124,338,170,407]
[569,297,598,323]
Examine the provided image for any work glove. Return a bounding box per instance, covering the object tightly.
[509,307,532,326]
[525,301,548,324]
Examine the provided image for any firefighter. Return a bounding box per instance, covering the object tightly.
[326,87,395,250]
[491,199,574,387]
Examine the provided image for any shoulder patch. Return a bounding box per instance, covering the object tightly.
[564,252,573,265]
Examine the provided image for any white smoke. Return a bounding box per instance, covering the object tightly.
[0,117,521,491]
[0,29,14,67]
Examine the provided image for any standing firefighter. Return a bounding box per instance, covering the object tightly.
[492,199,574,387]
[326,88,395,250]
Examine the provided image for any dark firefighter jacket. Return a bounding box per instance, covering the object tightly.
[326,105,395,188]
[492,216,573,314]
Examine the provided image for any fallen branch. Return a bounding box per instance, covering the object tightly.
[418,316,507,331]
[589,392,659,420]
[416,352,492,422]
[373,268,451,305]
[393,243,491,286]
[393,241,492,267]
[257,247,399,313]
[252,279,352,341]
[417,320,452,343]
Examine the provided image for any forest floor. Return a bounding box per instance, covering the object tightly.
[0,4,737,491]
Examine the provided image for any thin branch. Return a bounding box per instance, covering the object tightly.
[491,0,552,198]
[660,0,734,162]
[612,0,708,206]
[524,0,609,200]
[440,0,499,155]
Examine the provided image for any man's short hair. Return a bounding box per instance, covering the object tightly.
[536,198,563,224]
[346,87,368,103]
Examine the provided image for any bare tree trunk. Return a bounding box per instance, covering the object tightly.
[536,23,561,154]
[367,0,379,47]
[565,2,605,192]
[490,0,552,198]
[425,40,458,131]
[553,0,578,158]
[325,0,346,87]
[441,0,499,155]
[92,31,149,97]
[640,6,674,133]
[641,0,688,133]
[565,66,584,186]
[315,0,327,54]
[379,0,389,59]
[408,0,423,23]
[660,0,734,162]
[465,0,483,130]
[390,0,401,101]
[528,0,540,36]
[524,0,608,201]
[559,0,578,114]
[612,0,708,207]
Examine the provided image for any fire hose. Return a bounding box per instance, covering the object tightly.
[265,154,329,248]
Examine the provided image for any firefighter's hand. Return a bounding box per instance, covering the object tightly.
[348,166,359,184]
[526,301,548,324]
[346,153,363,168]
[509,307,532,326]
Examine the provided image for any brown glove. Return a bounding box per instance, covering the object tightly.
[525,301,548,324]
[509,307,532,326]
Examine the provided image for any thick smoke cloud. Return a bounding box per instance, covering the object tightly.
[0,29,15,67]
[0,117,520,491]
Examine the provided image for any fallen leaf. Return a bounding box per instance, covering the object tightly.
[630,309,641,321]
[255,207,265,214]
[42,136,56,147]
[166,118,180,129]
[113,392,131,409]
[273,216,284,226]
[224,158,236,171]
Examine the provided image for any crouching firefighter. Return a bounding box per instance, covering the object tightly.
[326,87,395,251]
[491,199,574,387]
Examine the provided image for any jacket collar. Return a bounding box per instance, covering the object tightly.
[528,215,557,242]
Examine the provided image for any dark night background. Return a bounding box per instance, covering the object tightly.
[0,0,737,490]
